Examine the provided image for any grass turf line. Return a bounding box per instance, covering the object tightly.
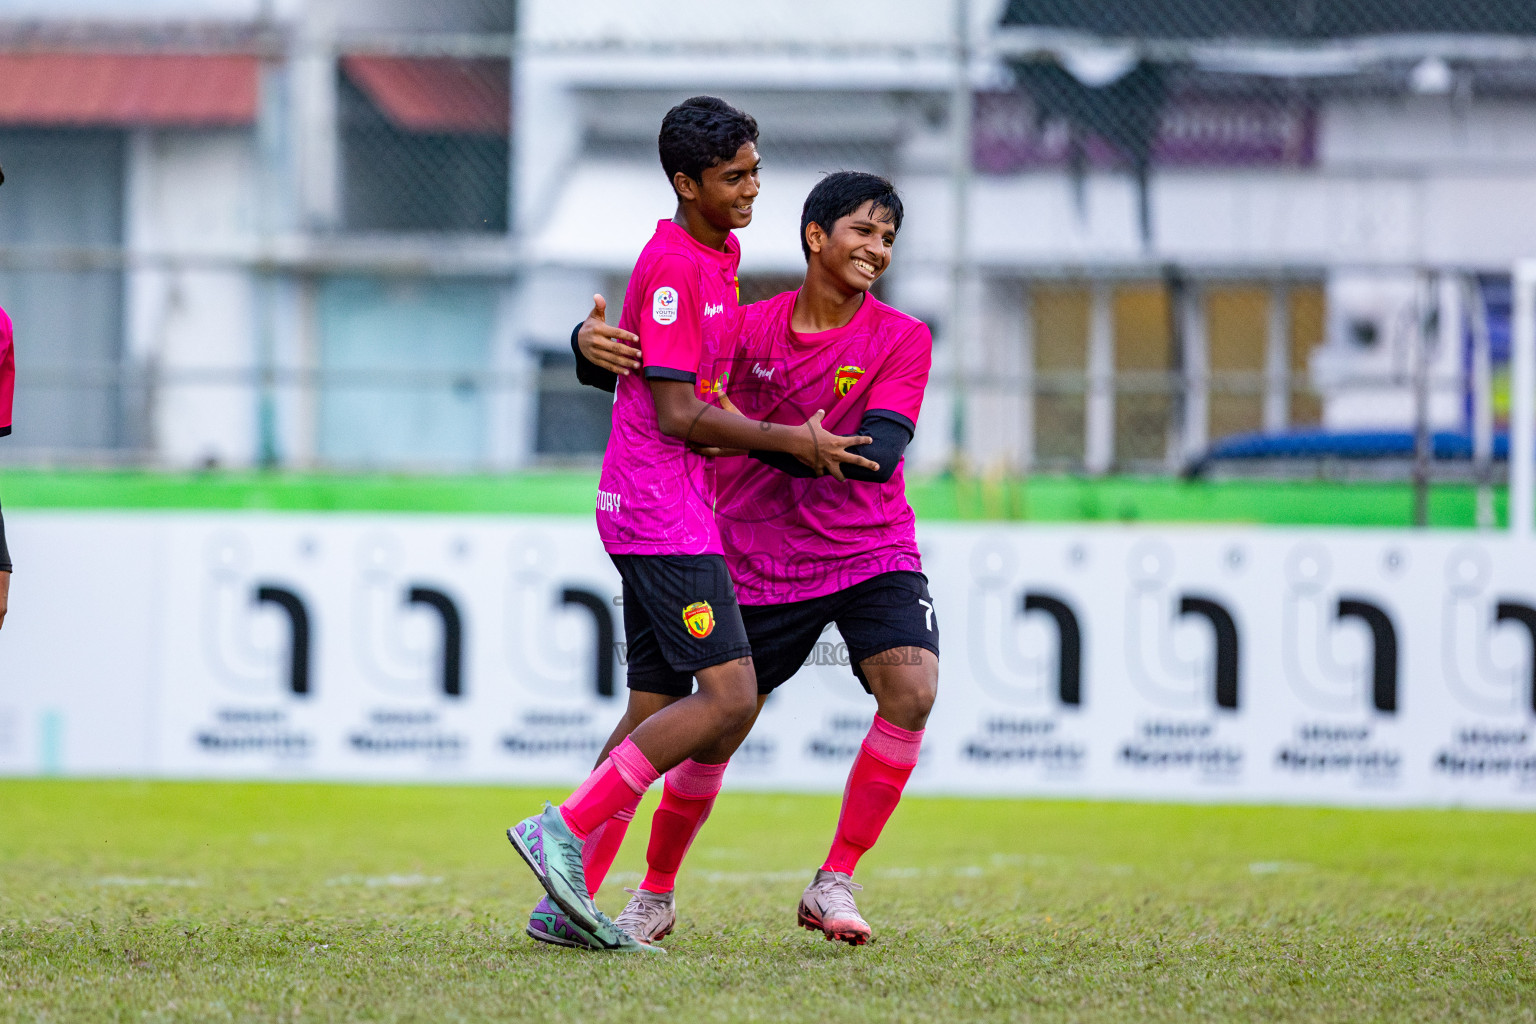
[1,781,1532,1023]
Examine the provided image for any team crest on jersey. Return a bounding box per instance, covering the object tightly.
[652,287,679,325]
[833,365,866,397]
[682,600,715,639]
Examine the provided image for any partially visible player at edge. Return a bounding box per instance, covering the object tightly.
[0,160,15,628]
[505,98,878,955]
[555,171,938,948]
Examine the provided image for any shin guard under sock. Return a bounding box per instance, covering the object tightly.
[822,716,923,876]
[641,758,729,893]
[558,737,659,840]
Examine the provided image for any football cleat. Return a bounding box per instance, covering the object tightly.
[526,895,597,949]
[797,869,873,946]
[613,887,677,944]
[507,803,664,955]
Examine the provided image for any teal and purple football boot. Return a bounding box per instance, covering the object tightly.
[507,803,663,955]
[526,895,597,949]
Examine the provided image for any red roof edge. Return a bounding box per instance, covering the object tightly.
[342,56,508,136]
[0,52,259,128]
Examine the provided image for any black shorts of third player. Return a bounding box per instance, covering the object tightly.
[743,570,939,695]
[614,553,753,697]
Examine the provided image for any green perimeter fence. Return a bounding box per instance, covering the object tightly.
[0,469,1509,528]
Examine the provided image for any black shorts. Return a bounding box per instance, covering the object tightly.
[744,571,939,695]
[615,553,753,695]
[627,569,939,698]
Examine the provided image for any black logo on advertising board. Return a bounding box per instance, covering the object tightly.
[1022,594,1082,707]
[498,540,620,764]
[254,586,311,695]
[1118,542,1243,779]
[505,538,620,703]
[1125,542,1241,713]
[198,534,317,757]
[559,588,615,699]
[1433,547,1536,786]
[961,539,1090,776]
[1274,545,1405,785]
[404,588,463,697]
[347,536,470,759]
[1282,545,1400,715]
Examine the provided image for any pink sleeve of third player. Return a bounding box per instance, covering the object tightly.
[864,320,932,427]
[635,254,704,380]
[0,308,13,436]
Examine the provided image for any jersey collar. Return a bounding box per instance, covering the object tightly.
[655,218,740,269]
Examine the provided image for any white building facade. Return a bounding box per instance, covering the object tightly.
[1,0,1533,473]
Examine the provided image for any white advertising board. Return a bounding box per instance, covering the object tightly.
[1,513,1533,808]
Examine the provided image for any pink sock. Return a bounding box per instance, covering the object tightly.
[558,737,659,840]
[581,797,639,893]
[641,759,729,893]
[822,716,923,876]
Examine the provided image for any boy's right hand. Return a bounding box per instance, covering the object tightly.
[800,410,878,481]
[578,294,641,375]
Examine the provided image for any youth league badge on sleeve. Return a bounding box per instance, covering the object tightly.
[652,286,679,325]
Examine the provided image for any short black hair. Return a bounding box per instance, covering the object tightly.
[658,96,759,193]
[799,171,903,262]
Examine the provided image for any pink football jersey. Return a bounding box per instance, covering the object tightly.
[596,220,739,555]
[715,289,932,604]
[0,306,12,437]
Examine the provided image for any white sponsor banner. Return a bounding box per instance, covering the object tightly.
[2,513,1534,808]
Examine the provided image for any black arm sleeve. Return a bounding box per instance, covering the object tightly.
[747,447,817,479]
[748,410,914,484]
[0,498,11,573]
[571,322,619,394]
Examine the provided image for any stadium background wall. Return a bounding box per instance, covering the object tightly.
[2,509,1534,808]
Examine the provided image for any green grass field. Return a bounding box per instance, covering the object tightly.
[2,781,1533,1023]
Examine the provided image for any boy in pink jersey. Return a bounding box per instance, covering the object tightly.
[562,172,938,948]
[507,99,877,954]
[0,302,12,627]
[0,164,13,626]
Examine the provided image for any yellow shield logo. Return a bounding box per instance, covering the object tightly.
[682,600,715,639]
[834,365,865,397]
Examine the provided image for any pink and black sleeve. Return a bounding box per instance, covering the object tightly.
[636,255,705,384]
[0,308,12,571]
[837,322,932,483]
[0,308,12,438]
[862,321,932,436]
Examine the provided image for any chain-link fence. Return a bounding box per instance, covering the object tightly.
[0,0,1532,494]
[956,0,1536,501]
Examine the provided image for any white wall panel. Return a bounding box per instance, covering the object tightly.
[3,512,1534,808]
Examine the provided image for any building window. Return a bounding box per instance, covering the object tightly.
[317,277,494,468]
[535,351,612,460]
[0,129,132,457]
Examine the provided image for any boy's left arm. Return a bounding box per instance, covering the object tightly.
[754,322,931,483]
